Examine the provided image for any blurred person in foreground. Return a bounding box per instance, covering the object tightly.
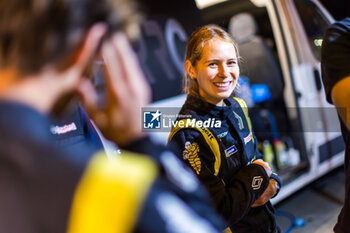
[0,0,227,232]
[321,17,350,233]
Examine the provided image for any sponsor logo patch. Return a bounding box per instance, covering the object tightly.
[183,141,201,175]
[225,145,238,157]
[233,111,244,130]
[252,176,263,190]
[50,122,77,135]
[217,131,228,138]
[244,133,252,144]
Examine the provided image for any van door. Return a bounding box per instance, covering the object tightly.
[272,0,344,176]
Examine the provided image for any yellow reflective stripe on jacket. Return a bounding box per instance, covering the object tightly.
[233,97,254,143]
[67,151,157,233]
[223,227,232,233]
[168,119,221,176]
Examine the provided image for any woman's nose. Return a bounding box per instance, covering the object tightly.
[218,64,229,78]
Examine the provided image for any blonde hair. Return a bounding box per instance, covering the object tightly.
[183,24,240,95]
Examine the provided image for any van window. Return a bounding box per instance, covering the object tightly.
[293,0,331,60]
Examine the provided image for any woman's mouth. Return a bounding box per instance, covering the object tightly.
[213,81,232,89]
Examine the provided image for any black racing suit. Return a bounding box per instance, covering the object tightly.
[168,94,281,233]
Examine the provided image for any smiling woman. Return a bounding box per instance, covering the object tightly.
[183,25,240,105]
[168,24,282,233]
[185,37,239,106]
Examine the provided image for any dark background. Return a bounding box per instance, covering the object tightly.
[135,0,350,102]
[320,0,350,20]
[135,0,203,102]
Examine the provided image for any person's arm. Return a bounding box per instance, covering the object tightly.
[248,109,281,206]
[331,76,350,131]
[321,18,350,130]
[251,178,279,207]
[249,159,280,207]
[252,141,281,207]
[169,129,270,225]
[79,32,151,147]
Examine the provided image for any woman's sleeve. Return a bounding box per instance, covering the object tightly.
[168,128,270,225]
[246,108,283,192]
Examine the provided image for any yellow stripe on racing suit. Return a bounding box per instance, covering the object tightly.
[67,151,158,233]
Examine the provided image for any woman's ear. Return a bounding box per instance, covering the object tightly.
[185,60,196,79]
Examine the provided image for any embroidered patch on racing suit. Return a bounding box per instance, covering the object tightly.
[50,122,77,135]
[233,111,244,130]
[183,141,201,175]
[252,176,263,190]
[244,133,252,144]
[225,145,238,157]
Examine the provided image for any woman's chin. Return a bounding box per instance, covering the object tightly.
[216,90,233,99]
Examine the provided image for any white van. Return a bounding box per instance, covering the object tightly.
[139,0,344,203]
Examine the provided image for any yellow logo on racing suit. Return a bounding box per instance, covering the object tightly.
[183,141,201,175]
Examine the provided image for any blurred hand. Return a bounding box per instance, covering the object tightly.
[252,159,272,177]
[82,32,151,147]
[251,179,278,208]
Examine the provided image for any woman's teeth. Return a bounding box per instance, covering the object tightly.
[214,82,230,87]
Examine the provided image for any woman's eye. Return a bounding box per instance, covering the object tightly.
[228,60,237,66]
[208,63,217,67]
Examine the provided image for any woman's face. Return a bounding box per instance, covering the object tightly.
[190,38,239,106]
